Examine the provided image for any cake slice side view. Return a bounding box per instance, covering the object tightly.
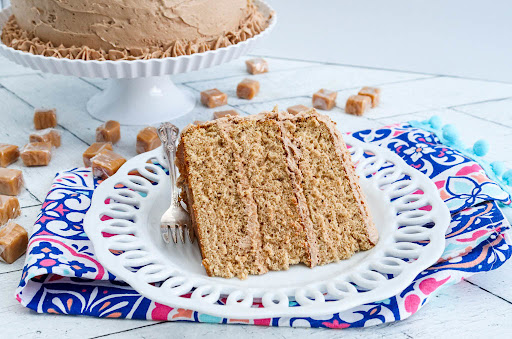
[176,108,378,279]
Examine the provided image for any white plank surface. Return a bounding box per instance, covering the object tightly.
[185,65,432,106]
[0,205,40,274]
[258,1,512,83]
[0,51,511,338]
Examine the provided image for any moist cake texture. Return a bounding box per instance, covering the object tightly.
[176,108,378,279]
[2,0,271,60]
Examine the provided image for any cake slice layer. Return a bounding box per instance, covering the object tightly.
[229,119,311,272]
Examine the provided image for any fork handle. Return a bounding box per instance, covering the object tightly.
[158,122,180,205]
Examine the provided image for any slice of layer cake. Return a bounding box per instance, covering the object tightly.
[176,108,378,279]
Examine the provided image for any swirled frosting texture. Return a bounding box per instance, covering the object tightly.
[1,0,270,60]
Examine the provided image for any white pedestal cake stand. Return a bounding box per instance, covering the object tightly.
[0,1,276,125]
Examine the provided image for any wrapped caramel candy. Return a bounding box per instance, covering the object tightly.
[312,89,337,111]
[245,58,269,75]
[92,150,127,180]
[345,95,372,116]
[0,168,23,196]
[200,89,228,108]
[287,105,310,115]
[213,110,239,120]
[0,144,20,167]
[358,87,381,108]
[34,108,57,130]
[136,127,161,154]
[236,79,260,100]
[96,120,121,144]
[20,142,52,167]
[0,222,28,264]
[29,128,61,148]
[0,195,21,225]
[83,142,113,167]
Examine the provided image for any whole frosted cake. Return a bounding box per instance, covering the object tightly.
[1,0,271,60]
[177,109,378,279]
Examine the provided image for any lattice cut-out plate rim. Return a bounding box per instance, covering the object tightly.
[84,134,451,319]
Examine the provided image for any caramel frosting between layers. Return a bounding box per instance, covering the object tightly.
[1,0,271,61]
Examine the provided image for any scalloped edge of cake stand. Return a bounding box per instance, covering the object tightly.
[0,1,277,124]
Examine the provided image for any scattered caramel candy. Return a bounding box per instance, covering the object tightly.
[20,142,52,167]
[287,105,310,115]
[0,168,23,196]
[312,89,337,110]
[29,128,61,148]
[0,195,20,225]
[34,108,57,130]
[237,79,260,100]
[136,127,161,154]
[358,87,381,108]
[83,142,113,167]
[345,95,372,116]
[200,89,228,108]
[96,120,121,144]
[214,110,239,120]
[245,58,269,75]
[0,144,20,167]
[92,150,127,180]
[0,222,28,264]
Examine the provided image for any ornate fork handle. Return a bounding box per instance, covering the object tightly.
[158,122,180,205]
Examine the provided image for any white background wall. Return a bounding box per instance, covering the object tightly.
[2,0,511,83]
[255,0,512,83]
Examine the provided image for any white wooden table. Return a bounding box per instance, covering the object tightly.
[0,52,511,338]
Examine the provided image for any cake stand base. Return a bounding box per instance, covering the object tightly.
[86,77,196,125]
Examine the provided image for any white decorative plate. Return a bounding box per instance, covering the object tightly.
[83,135,451,319]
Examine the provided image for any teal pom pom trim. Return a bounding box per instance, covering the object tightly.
[429,116,442,129]
[473,140,490,157]
[491,161,506,176]
[503,170,512,186]
[410,117,512,210]
[442,124,459,143]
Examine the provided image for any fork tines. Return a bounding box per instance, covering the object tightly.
[162,224,194,244]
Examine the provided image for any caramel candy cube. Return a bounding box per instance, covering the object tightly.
[29,128,61,148]
[213,110,239,120]
[245,58,269,75]
[96,120,121,144]
[200,89,228,108]
[287,105,310,115]
[20,142,52,167]
[83,142,113,167]
[34,108,57,130]
[0,168,23,196]
[136,127,161,154]
[0,195,20,225]
[312,89,337,110]
[0,144,20,167]
[345,95,372,116]
[0,222,28,264]
[358,87,381,108]
[92,150,127,180]
[237,79,260,100]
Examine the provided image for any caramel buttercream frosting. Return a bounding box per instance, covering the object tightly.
[1,0,271,61]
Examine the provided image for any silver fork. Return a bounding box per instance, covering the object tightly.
[157,122,194,244]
